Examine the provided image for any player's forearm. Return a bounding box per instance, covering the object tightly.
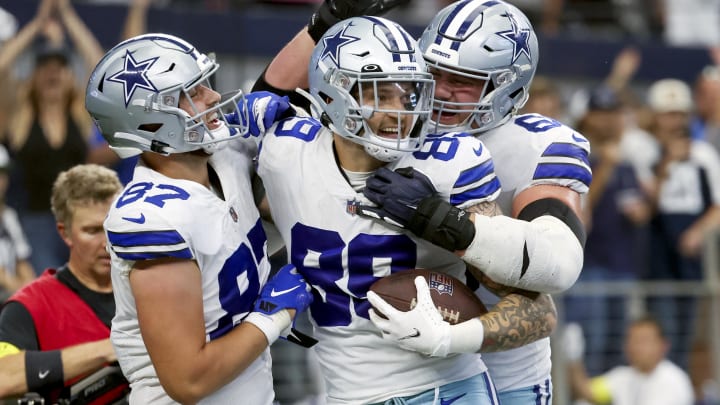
[479,292,556,352]
[258,28,314,92]
[460,213,583,293]
[157,323,269,405]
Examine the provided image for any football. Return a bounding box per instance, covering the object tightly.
[369,268,487,325]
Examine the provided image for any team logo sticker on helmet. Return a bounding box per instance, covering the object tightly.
[319,23,360,66]
[108,50,159,107]
[496,12,531,63]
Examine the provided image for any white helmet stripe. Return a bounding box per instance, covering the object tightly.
[436,0,498,51]
[362,16,415,63]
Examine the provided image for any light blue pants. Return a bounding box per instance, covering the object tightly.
[372,372,499,405]
[497,379,552,405]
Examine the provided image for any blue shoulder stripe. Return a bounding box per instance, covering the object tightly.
[533,163,592,186]
[114,248,193,261]
[454,159,495,188]
[107,229,186,247]
[542,142,589,164]
[451,176,501,205]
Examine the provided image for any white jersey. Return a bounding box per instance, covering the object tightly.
[107,144,274,405]
[602,360,694,405]
[475,113,592,392]
[257,116,499,404]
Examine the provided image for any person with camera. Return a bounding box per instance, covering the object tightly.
[0,164,128,403]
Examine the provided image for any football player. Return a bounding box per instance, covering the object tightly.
[250,16,506,404]
[85,34,313,404]
[360,1,591,403]
[250,1,588,404]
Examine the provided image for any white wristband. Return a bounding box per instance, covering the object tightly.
[448,317,484,355]
[245,310,291,345]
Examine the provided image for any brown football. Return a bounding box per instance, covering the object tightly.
[369,268,487,325]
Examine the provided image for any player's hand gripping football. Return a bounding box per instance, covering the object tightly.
[225,91,294,137]
[359,167,476,252]
[246,264,317,347]
[367,276,452,357]
[367,276,485,357]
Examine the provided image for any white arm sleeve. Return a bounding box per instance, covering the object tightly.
[460,214,583,294]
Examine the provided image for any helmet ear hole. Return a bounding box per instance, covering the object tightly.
[138,123,163,133]
[97,73,106,92]
[318,91,333,104]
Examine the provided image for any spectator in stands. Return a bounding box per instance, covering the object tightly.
[0,145,35,303]
[691,65,720,150]
[564,85,652,376]
[563,316,695,405]
[521,75,568,122]
[0,0,104,274]
[86,0,151,185]
[603,47,660,194]
[0,6,18,137]
[0,164,127,403]
[653,0,720,48]
[542,0,646,38]
[645,78,720,370]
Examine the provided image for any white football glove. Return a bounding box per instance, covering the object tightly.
[367,276,484,357]
[367,276,451,356]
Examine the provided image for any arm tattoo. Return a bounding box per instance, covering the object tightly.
[479,291,557,353]
[465,201,503,217]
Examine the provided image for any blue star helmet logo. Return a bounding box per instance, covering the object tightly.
[496,12,531,63]
[320,23,360,67]
[108,50,159,107]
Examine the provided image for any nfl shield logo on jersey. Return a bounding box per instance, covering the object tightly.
[429,273,454,296]
[346,199,360,216]
[229,207,238,222]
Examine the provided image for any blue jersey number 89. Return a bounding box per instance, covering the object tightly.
[290,223,417,327]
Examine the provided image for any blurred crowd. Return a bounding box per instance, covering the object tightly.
[48,0,720,49]
[0,0,719,404]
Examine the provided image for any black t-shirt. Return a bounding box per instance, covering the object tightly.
[0,266,115,350]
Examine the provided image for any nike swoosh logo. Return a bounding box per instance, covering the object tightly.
[270,285,300,297]
[572,133,588,143]
[440,393,466,405]
[38,370,50,379]
[398,328,420,340]
[473,144,484,156]
[122,213,146,224]
[520,242,529,279]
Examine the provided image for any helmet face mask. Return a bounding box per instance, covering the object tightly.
[420,0,538,135]
[86,34,248,158]
[309,16,435,162]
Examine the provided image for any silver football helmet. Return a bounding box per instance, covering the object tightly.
[85,33,248,157]
[420,0,539,134]
[307,16,434,162]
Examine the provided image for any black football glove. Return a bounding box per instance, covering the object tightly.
[359,167,476,251]
[360,166,437,228]
[308,0,412,42]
